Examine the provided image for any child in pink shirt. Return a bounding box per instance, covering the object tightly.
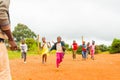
[90,41,95,60]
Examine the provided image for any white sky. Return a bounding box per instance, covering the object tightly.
[9,0,120,45]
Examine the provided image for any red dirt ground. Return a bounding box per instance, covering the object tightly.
[10,54,120,80]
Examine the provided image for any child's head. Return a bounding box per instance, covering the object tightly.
[21,39,25,44]
[42,37,46,43]
[57,36,62,43]
[87,42,90,46]
[73,40,76,43]
[82,41,85,45]
[92,40,95,45]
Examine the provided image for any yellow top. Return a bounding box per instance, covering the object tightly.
[41,43,49,55]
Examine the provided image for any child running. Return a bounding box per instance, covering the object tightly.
[82,41,87,60]
[86,42,90,59]
[90,41,96,60]
[72,40,78,59]
[20,40,28,63]
[41,37,51,64]
[50,36,66,68]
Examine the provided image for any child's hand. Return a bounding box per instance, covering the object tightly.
[62,46,66,50]
[9,40,17,50]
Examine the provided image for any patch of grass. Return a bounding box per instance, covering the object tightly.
[8,50,39,60]
[8,51,21,60]
[8,50,74,60]
[99,51,110,54]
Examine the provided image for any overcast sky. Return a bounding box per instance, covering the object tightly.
[9,0,120,45]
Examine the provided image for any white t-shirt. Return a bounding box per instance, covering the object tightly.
[56,43,63,52]
[20,44,28,53]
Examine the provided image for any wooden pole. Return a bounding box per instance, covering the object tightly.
[37,34,40,54]
[82,36,84,43]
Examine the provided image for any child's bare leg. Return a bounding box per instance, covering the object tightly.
[44,54,47,63]
[42,54,45,64]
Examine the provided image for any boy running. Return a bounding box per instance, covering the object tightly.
[20,40,28,63]
[86,42,90,59]
[82,41,87,60]
[72,40,78,59]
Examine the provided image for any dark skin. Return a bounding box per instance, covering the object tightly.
[41,37,51,48]
[41,37,51,63]
[1,25,17,50]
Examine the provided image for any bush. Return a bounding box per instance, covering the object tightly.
[77,46,82,54]
[95,45,101,54]
[110,38,120,53]
[25,38,38,51]
[99,44,109,52]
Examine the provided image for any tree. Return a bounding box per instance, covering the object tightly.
[12,23,37,42]
[110,38,120,53]
[95,45,101,53]
[77,46,82,54]
[99,44,109,52]
[65,43,69,50]
[25,38,37,51]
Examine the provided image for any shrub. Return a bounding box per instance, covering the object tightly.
[110,38,120,53]
[25,38,38,51]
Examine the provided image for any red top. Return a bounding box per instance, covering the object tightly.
[72,43,78,50]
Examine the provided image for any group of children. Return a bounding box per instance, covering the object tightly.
[19,36,95,69]
[19,36,65,68]
[72,40,95,60]
[41,36,65,68]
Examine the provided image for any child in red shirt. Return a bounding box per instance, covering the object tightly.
[72,40,78,59]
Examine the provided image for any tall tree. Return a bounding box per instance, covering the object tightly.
[12,23,37,42]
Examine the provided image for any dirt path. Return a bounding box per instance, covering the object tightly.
[10,54,120,80]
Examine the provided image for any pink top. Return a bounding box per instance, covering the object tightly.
[90,45,95,51]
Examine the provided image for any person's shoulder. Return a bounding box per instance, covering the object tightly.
[61,41,65,44]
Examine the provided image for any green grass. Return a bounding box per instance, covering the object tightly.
[8,50,39,60]
[101,51,110,54]
[8,50,110,60]
[97,51,110,54]
[8,50,72,60]
[8,51,21,59]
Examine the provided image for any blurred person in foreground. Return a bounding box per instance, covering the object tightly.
[0,0,17,80]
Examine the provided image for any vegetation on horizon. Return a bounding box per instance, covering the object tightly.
[8,23,120,59]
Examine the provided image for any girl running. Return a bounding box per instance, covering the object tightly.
[41,37,51,64]
[50,36,66,68]
[90,41,95,60]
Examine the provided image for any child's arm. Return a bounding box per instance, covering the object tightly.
[61,41,66,51]
[1,25,17,50]
[25,44,28,52]
[47,42,51,48]
[41,43,45,48]
[50,43,56,51]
